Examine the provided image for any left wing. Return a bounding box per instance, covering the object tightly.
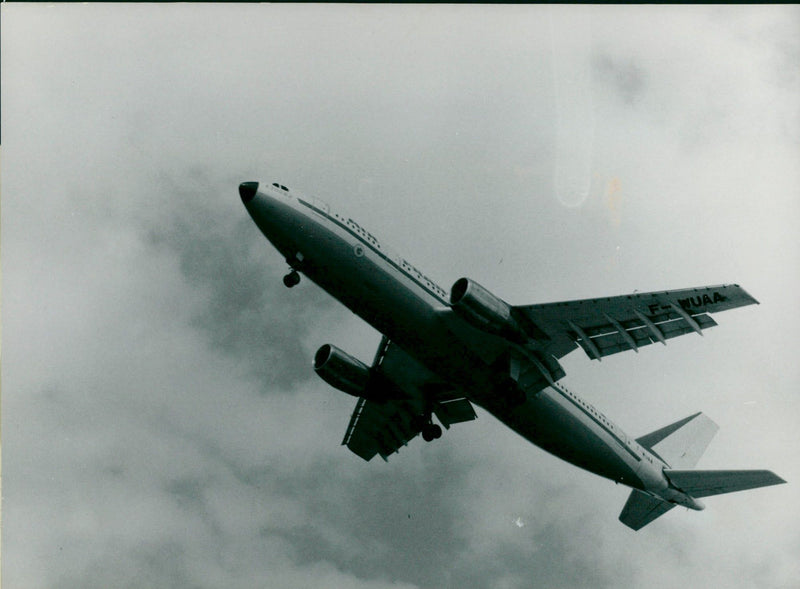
[342,397,424,462]
[342,337,477,461]
[515,284,758,362]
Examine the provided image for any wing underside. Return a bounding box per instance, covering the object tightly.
[341,337,477,461]
[342,396,424,461]
[515,284,758,361]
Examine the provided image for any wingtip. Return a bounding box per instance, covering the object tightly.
[769,471,787,485]
[738,285,760,305]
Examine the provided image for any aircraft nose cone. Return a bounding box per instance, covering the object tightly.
[239,181,259,203]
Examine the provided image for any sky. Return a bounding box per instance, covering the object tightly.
[2,4,799,588]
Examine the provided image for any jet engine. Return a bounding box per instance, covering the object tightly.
[449,277,522,339]
[313,344,371,398]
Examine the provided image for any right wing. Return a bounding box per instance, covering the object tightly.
[342,337,477,461]
[514,284,758,362]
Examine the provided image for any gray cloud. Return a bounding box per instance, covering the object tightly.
[146,170,337,391]
[593,55,647,106]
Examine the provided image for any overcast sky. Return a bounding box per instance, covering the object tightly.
[2,4,799,588]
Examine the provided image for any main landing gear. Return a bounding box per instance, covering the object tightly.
[283,269,300,288]
[413,414,442,442]
[422,423,442,442]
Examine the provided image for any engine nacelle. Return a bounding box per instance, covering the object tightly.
[450,277,521,339]
[313,344,371,398]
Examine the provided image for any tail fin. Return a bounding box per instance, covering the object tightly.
[619,470,786,530]
[621,413,786,530]
[636,412,719,468]
[664,469,786,498]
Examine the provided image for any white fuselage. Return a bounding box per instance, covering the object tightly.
[241,182,703,510]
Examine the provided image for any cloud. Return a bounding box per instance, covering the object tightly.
[593,55,647,106]
[146,170,338,391]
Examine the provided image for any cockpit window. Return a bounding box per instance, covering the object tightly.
[280,185,288,191]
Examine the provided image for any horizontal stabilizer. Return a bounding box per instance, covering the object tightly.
[637,412,718,469]
[665,469,786,498]
[619,489,675,531]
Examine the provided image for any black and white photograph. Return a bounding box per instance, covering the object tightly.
[2,5,799,588]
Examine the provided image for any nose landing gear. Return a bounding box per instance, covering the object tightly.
[283,253,305,288]
[283,270,301,288]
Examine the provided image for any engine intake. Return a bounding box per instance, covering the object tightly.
[313,344,371,398]
[450,277,521,339]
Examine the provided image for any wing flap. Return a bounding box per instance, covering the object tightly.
[342,397,426,461]
[578,313,718,359]
[434,397,478,428]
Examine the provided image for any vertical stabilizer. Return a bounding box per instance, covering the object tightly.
[636,412,719,469]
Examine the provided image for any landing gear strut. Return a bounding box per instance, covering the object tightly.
[283,270,300,288]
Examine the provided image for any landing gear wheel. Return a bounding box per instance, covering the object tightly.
[283,270,300,288]
[421,423,442,442]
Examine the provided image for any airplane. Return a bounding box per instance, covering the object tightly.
[239,179,785,530]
